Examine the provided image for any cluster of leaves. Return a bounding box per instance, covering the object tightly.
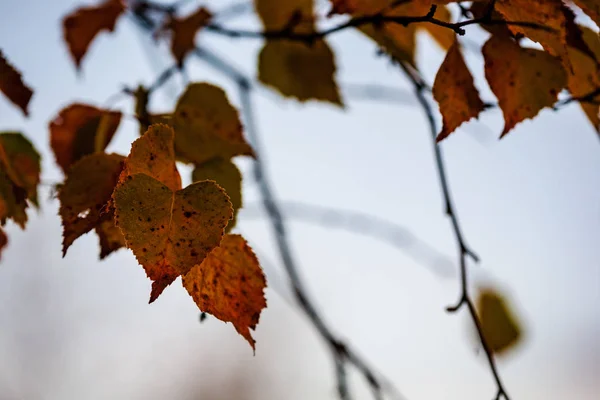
[0,0,598,372]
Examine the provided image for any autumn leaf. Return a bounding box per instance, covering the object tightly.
[192,158,242,233]
[563,4,598,63]
[0,132,42,206]
[0,169,28,229]
[255,0,343,105]
[159,7,212,66]
[58,153,124,257]
[49,103,122,173]
[172,83,255,165]
[96,209,126,259]
[482,35,567,137]
[572,0,600,28]
[476,287,523,355]
[0,51,33,116]
[0,227,7,261]
[182,234,267,349]
[62,0,125,68]
[433,41,485,141]
[566,26,600,134]
[113,124,233,302]
[258,40,343,104]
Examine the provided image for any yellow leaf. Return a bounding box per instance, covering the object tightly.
[62,0,125,68]
[433,40,485,141]
[182,234,267,349]
[173,83,255,164]
[255,0,343,104]
[566,26,600,134]
[0,51,33,116]
[258,40,343,104]
[49,103,121,173]
[192,158,242,233]
[113,124,233,302]
[0,132,41,206]
[159,7,212,66]
[476,287,523,355]
[58,153,124,257]
[572,0,600,28]
[482,35,567,137]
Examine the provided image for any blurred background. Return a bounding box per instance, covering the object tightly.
[0,1,599,399]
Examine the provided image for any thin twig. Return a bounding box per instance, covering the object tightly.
[395,58,510,400]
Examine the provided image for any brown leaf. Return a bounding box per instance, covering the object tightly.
[49,103,121,173]
[160,7,212,66]
[96,209,126,259]
[433,40,485,141]
[0,132,42,206]
[182,234,267,349]
[566,26,600,134]
[0,227,7,261]
[572,0,600,28]
[0,51,33,116]
[563,4,598,63]
[173,83,255,164]
[62,0,125,68]
[0,169,28,228]
[483,35,567,137]
[58,153,124,257]
[113,124,233,302]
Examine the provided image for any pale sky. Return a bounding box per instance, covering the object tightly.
[0,1,598,400]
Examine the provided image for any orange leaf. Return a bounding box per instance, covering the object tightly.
[113,124,233,302]
[566,26,600,135]
[433,40,485,141]
[173,83,255,164]
[58,153,124,257]
[49,103,121,173]
[182,234,267,349]
[482,35,567,137]
[62,0,125,68]
[0,51,33,116]
[572,0,600,28]
[160,7,212,66]
[0,227,6,261]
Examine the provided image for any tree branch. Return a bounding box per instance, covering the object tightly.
[394,60,510,400]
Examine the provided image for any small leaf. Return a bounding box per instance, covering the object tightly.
[572,0,600,28]
[182,234,267,349]
[113,124,233,302]
[62,0,125,68]
[566,26,600,134]
[159,7,212,66]
[0,132,41,206]
[192,158,242,233]
[0,227,7,261]
[0,51,33,116]
[482,35,567,137]
[172,83,255,164]
[476,287,523,355]
[58,153,124,257]
[258,40,343,105]
[433,40,485,141]
[49,103,121,173]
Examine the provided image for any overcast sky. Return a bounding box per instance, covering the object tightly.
[0,1,598,399]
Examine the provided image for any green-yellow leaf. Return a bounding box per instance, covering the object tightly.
[433,40,485,141]
[476,287,523,355]
[49,103,121,173]
[482,35,567,137]
[58,152,124,257]
[182,234,266,349]
[193,158,242,233]
[113,124,233,302]
[172,83,255,164]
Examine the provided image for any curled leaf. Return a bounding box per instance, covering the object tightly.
[49,103,121,173]
[482,35,567,137]
[182,234,267,349]
[0,51,33,116]
[62,0,125,68]
[433,40,485,141]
